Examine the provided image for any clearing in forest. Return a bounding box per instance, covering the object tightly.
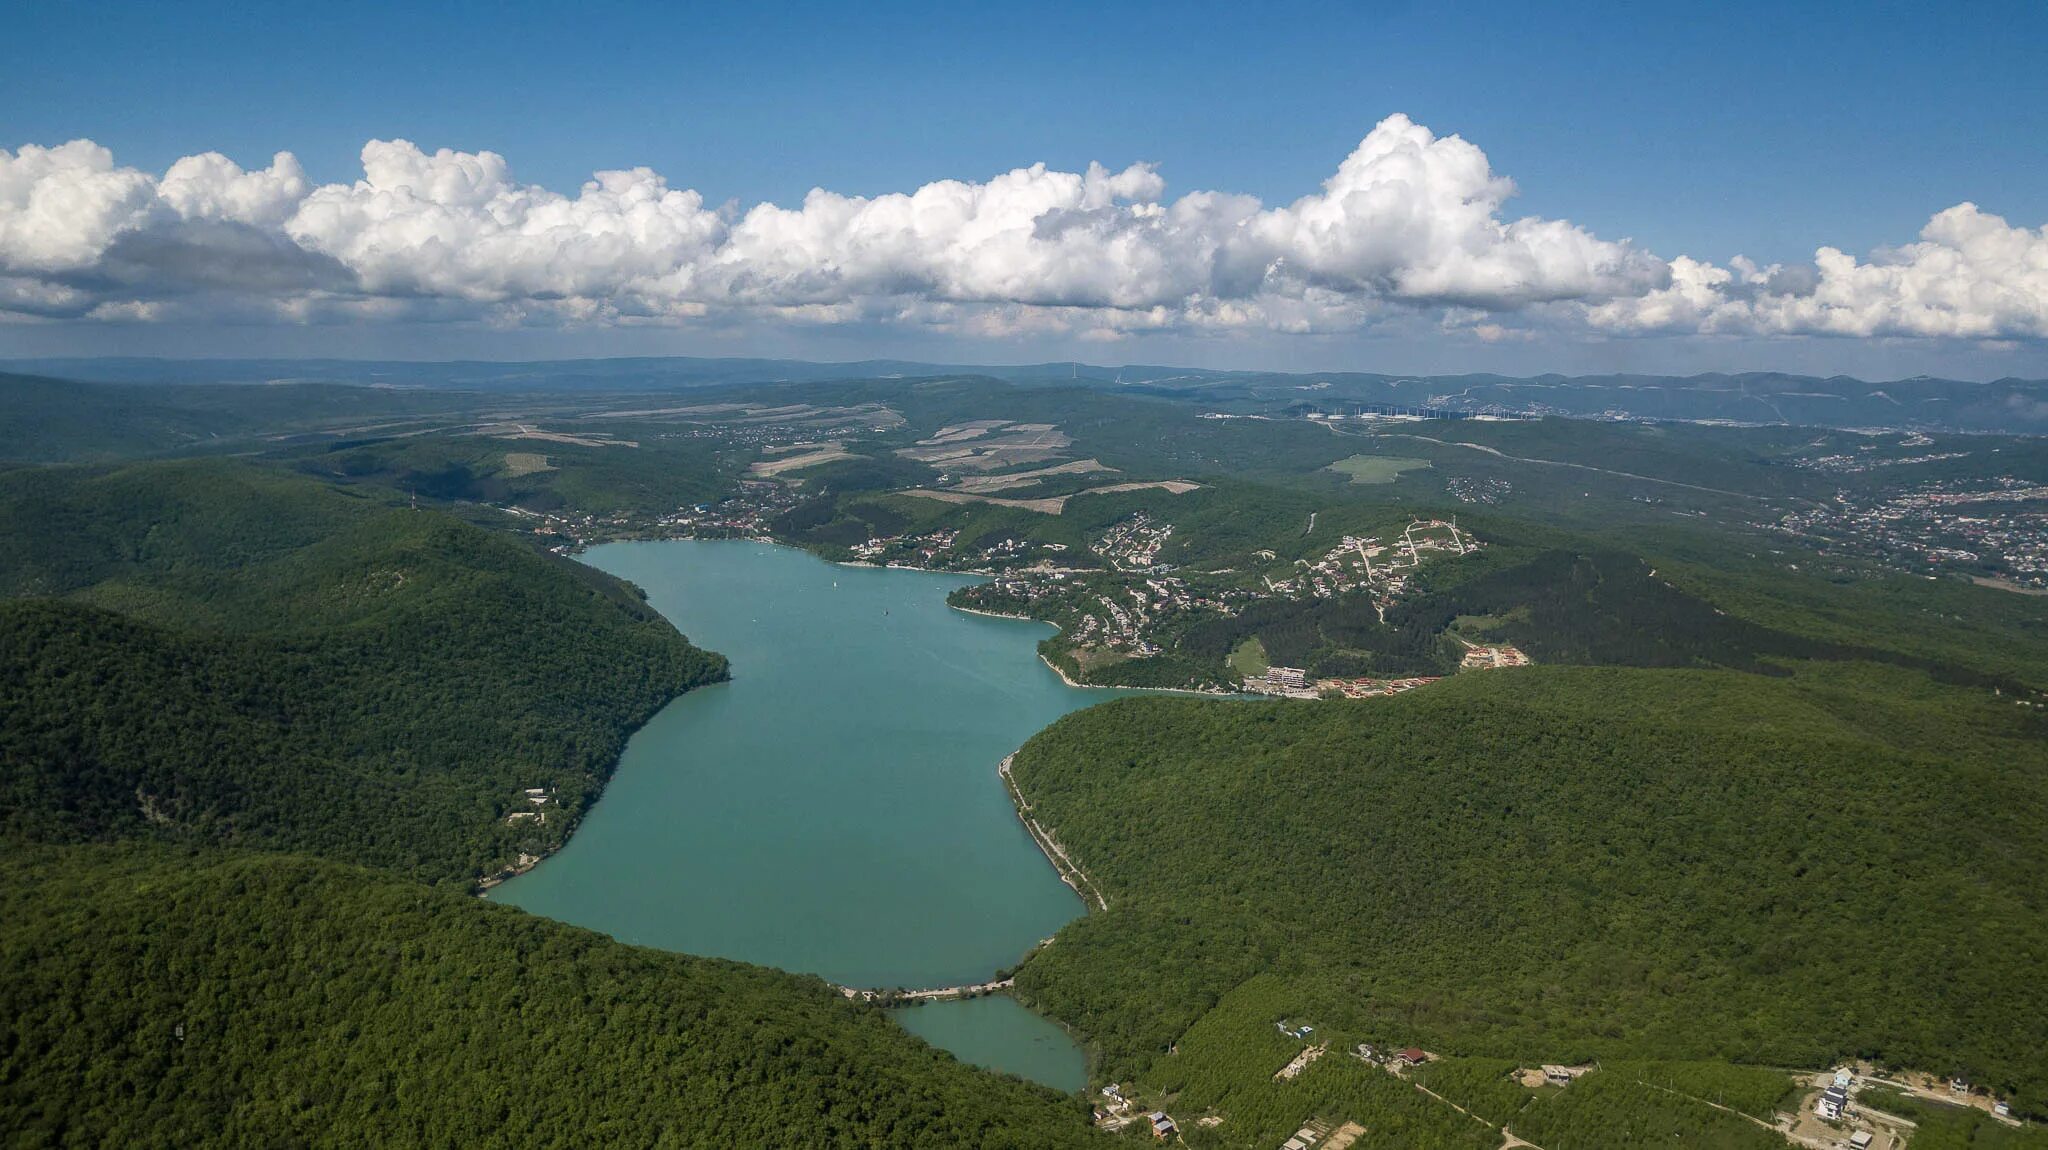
[479,423,638,448]
[1229,636,1270,678]
[1322,1122,1367,1150]
[750,443,856,476]
[1327,455,1432,484]
[897,422,1073,470]
[901,479,1201,515]
[502,452,554,477]
[949,458,1117,493]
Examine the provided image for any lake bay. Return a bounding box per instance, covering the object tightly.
[495,540,1116,1089]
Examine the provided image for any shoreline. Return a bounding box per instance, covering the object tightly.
[485,533,1216,896]
[947,603,1042,623]
[947,602,1234,695]
[495,530,1110,1080]
[1035,649,1237,696]
[998,753,1110,913]
[491,537,1102,967]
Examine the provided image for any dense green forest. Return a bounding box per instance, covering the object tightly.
[0,373,481,462]
[0,845,1095,1148]
[0,460,727,883]
[1007,664,2048,1118]
[289,430,735,520]
[6,369,2046,1146]
[0,456,1105,1147]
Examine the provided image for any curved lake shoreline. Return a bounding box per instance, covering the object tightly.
[493,539,1130,1087]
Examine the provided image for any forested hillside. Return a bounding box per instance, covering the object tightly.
[0,845,1094,1149]
[0,373,477,463]
[1008,665,2048,1117]
[0,460,727,883]
[0,458,1105,1148]
[6,367,2045,1147]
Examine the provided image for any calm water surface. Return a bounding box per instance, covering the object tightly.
[895,995,1087,1093]
[495,540,1123,1086]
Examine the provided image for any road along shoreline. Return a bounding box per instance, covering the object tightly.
[999,753,1109,912]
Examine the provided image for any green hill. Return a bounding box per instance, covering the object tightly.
[0,458,1102,1147]
[1008,665,2048,1119]
[0,373,477,463]
[0,459,726,884]
[0,844,1093,1149]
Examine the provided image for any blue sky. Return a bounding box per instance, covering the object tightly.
[3,0,2045,375]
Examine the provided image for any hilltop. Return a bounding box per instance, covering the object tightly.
[1005,664,2048,1145]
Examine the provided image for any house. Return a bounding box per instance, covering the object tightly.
[1817,1087,1849,1120]
[1833,1068,1855,1090]
[1399,1047,1429,1066]
[1849,1132,1873,1149]
[1148,1111,1177,1138]
[1542,1065,1576,1086]
[1995,1102,2011,1118]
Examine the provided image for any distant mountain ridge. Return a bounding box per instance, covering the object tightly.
[0,355,1226,389]
[7,356,2047,433]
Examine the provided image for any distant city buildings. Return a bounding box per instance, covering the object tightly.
[1767,476,2048,589]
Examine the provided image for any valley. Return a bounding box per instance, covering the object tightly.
[2,364,2046,1148]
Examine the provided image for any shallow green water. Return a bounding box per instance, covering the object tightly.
[494,540,1122,1086]
[895,995,1088,1093]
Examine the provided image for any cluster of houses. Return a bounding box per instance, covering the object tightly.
[1264,521,1479,607]
[1315,675,1441,699]
[658,480,803,540]
[1096,513,1176,572]
[848,529,960,564]
[1817,1068,1855,1120]
[1243,668,1446,700]
[1245,666,1316,698]
[1459,644,1531,670]
[1094,1083,1171,1136]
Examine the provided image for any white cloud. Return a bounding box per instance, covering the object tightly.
[1589,204,2048,341]
[1232,114,1664,308]
[157,151,309,227]
[285,142,726,302]
[0,118,2042,347]
[0,141,157,272]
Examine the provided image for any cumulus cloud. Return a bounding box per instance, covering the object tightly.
[1588,205,2048,341]
[0,117,2043,345]
[0,141,158,273]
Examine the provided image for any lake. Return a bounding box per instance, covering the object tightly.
[494,539,1116,1090]
[895,995,1087,1094]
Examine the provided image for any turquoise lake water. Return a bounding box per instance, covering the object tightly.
[494,539,1115,1089]
[895,995,1087,1093]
